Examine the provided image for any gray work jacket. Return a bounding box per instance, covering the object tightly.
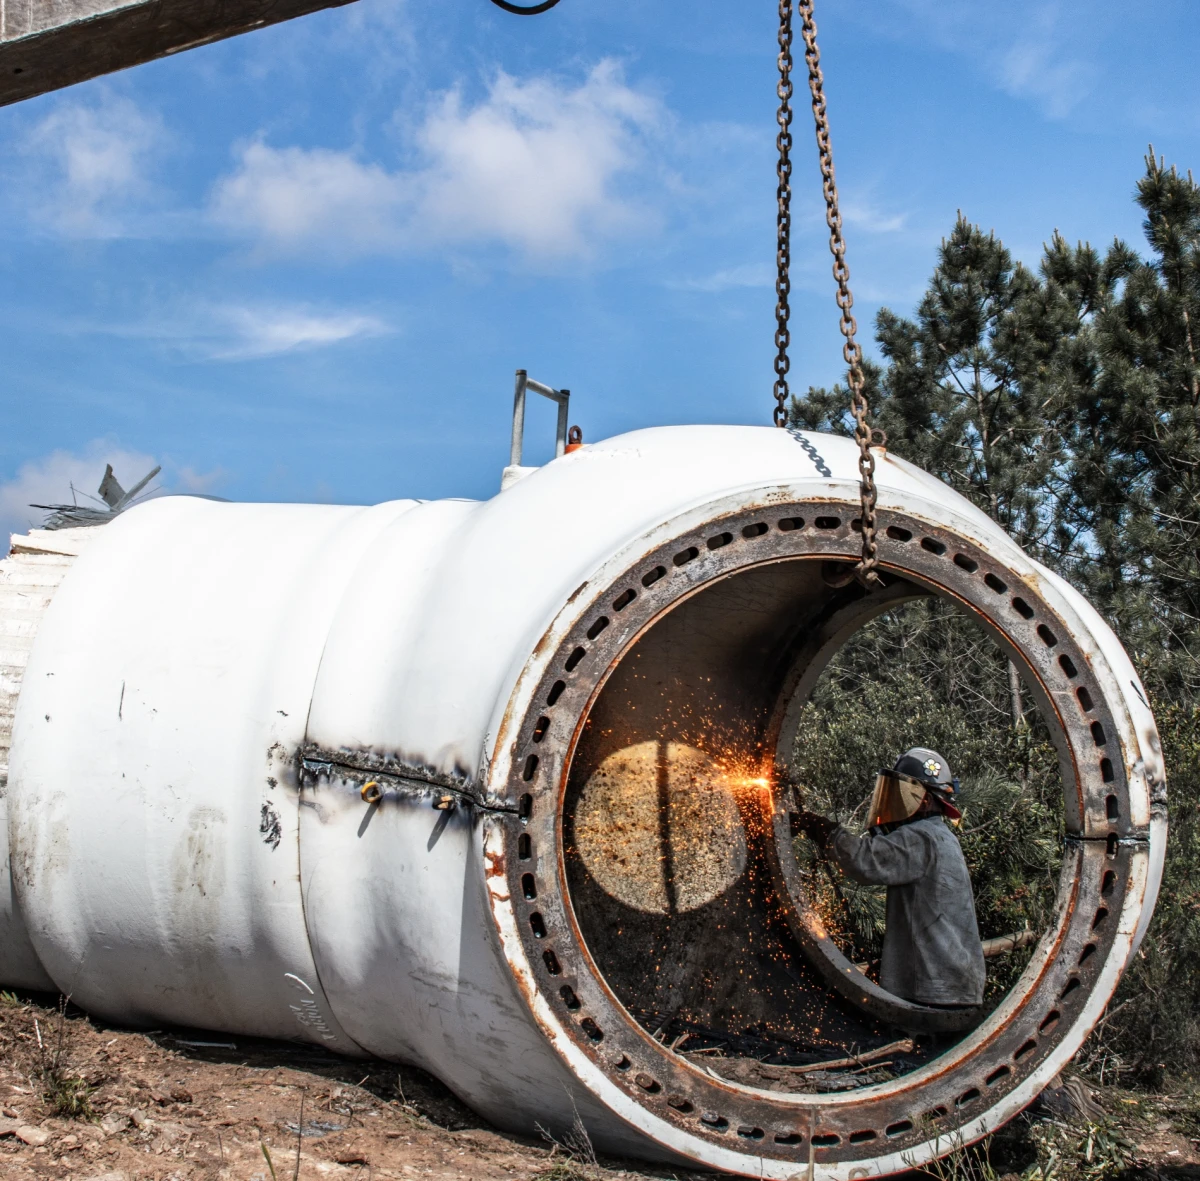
[829,815,986,1007]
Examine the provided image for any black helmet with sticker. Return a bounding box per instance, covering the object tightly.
[894,747,953,789]
[893,747,961,819]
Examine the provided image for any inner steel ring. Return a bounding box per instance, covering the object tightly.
[500,500,1139,1165]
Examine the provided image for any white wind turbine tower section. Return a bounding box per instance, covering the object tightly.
[0,425,1165,1178]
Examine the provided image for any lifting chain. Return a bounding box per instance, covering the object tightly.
[777,0,881,587]
[772,0,794,431]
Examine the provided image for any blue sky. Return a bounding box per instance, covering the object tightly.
[2,0,1198,541]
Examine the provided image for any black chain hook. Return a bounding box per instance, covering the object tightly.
[487,0,563,13]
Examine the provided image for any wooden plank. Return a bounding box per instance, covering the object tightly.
[10,528,101,558]
[0,0,358,107]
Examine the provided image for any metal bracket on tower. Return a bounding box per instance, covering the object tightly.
[502,370,570,491]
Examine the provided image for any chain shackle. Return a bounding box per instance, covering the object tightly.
[793,0,881,586]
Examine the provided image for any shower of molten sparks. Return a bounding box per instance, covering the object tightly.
[573,744,787,914]
[716,761,778,805]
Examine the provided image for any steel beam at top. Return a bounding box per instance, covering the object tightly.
[0,0,359,107]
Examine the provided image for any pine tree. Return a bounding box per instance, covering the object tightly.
[1053,153,1200,695]
[791,216,1084,731]
[1050,157,1200,1074]
[789,156,1200,1078]
[791,216,1082,561]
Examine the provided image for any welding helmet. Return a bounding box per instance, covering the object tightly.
[867,747,962,827]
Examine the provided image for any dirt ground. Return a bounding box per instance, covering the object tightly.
[0,991,1196,1181]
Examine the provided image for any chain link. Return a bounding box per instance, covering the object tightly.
[772,0,794,429]
[778,0,880,586]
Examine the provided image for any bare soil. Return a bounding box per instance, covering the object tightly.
[0,992,690,1181]
[0,991,1195,1181]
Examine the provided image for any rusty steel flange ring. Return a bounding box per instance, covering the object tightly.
[491,497,1161,1177]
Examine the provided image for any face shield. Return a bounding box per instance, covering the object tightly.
[867,769,963,828]
[867,770,931,828]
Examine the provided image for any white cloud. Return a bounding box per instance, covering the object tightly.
[191,303,390,360]
[998,34,1095,120]
[211,60,666,261]
[411,61,662,256]
[101,300,391,361]
[868,0,1100,119]
[667,262,773,293]
[0,443,159,547]
[843,199,908,235]
[174,466,229,494]
[210,145,404,254]
[20,95,164,236]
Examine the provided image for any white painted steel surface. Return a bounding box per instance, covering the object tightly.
[0,425,1165,1176]
[0,527,97,991]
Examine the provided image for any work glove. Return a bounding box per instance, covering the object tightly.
[789,810,837,848]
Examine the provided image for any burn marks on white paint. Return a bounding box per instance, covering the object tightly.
[298,744,518,815]
[259,803,282,850]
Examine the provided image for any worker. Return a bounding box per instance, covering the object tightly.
[790,748,985,1009]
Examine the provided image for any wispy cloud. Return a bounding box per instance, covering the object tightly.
[17,94,166,236]
[843,199,908,235]
[211,145,403,255]
[194,304,390,360]
[106,300,391,361]
[667,262,773,293]
[174,466,229,494]
[998,31,1096,120]
[211,60,667,262]
[869,0,1100,119]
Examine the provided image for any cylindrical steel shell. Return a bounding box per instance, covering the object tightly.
[1,426,1164,1177]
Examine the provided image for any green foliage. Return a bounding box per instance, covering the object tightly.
[789,599,1062,998]
[43,1072,94,1119]
[33,1002,95,1120]
[908,1119,1135,1181]
[791,152,1200,1075]
[790,216,1082,562]
[1022,1120,1136,1181]
[260,1140,280,1181]
[909,1130,1006,1181]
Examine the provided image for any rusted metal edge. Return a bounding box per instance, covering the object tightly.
[488,496,1158,1174]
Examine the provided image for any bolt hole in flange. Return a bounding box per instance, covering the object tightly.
[502,500,1157,1173]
